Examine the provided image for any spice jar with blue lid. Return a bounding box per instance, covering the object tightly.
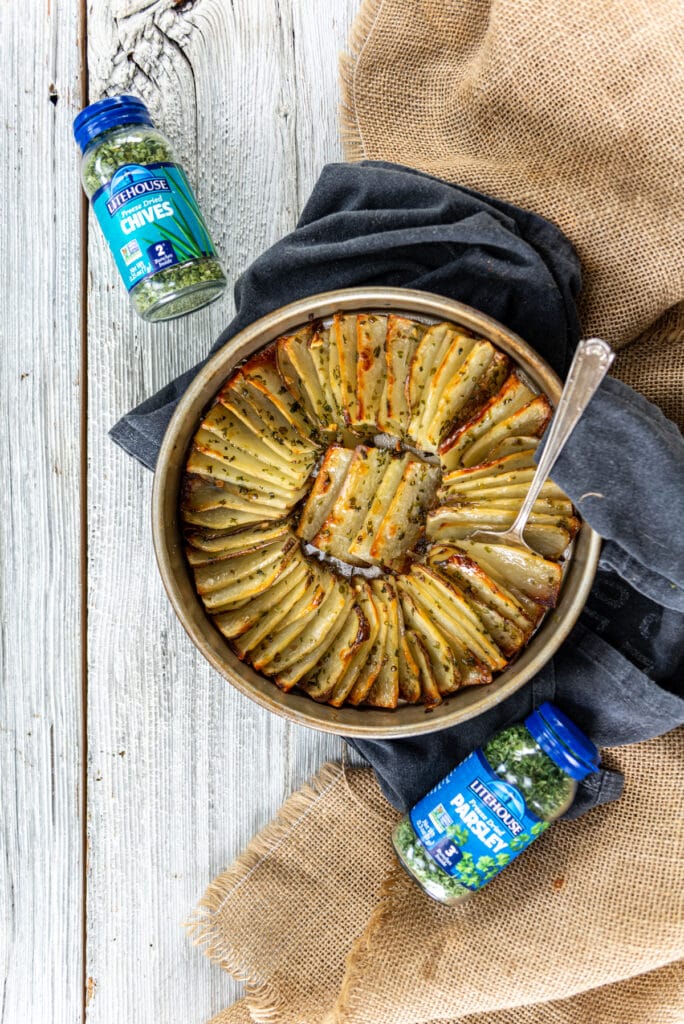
[74,95,227,322]
[392,702,600,904]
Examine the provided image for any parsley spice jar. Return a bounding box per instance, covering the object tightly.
[393,702,600,904]
[74,95,226,322]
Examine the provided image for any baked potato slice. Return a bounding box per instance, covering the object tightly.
[185,521,292,565]
[328,582,380,707]
[408,328,475,434]
[443,350,510,436]
[426,561,529,659]
[273,584,354,690]
[427,546,538,633]
[455,539,563,606]
[427,505,578,560]
[405,630,442,707]
[248,568,334,670]
[201,539,299,612]
[407,322,458,423]
[460,396,553,469]
[411,333,478,435]
[417,339,496,452]
[182,473,248,513]
[186,449,304,511]
[403,602,492,687]
[332,313,360,424]
[193,534,298,595]
[466,599,528,658]
[347,453,410,564]
[309,327,345,432]
[299,602,370,703]
[395,582,421,703]
[347,585,389,706]
[438,482,573,517]
[312,446,391,563]
[441,449,539,487]
[355,313,388,431]
[489,435,541,460]
[234,348,319,444]
[212,559,308,639]
[182,506,277,530]
[201,403,307,486]
[460,496,575,518]
[408,565,507,671]
[275,327,328,429]
[237,376,319,454]
[370,458,440,570]
[185,521,291,552]
[218,387,317,468]
[296,446,355,541]
[232,567,318,658]
[398,588,461,694]
[227,365,319,450]
[440,469,566,499]
[181,468,291,517]
[193,430,304,500]
[439,372,536,468]
[267,578,353,677]
[379,316,427,437]
[365,579,401,708]
[327,320,346,422]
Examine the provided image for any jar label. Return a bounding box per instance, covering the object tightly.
[91,162,217,291]
[409,750,548,890]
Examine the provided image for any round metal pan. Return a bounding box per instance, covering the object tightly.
[152,287,600,737]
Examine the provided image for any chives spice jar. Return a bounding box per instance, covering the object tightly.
[74,95,227,322]
[393,702,600,905]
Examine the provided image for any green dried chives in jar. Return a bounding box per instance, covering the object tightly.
[393,702,600,905]
[73,95,227,322]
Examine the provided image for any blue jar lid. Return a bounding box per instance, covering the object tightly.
[525,702,600,781]
[73,95,153,152]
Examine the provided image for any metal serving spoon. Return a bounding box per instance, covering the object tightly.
[470,337,615,551]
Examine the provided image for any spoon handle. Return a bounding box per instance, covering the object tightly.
[510,338,615,539]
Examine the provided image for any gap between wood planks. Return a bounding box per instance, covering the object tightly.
[79,0,89,1017]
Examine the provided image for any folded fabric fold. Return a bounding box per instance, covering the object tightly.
[548,376,684,603]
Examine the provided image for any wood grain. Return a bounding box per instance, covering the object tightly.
[0,2,85,1022]
[84,2,358,1021]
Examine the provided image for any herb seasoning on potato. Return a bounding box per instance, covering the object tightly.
[393,702,599,904]
[74,94,226,321]
[179,314,579,711]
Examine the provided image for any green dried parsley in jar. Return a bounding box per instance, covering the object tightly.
[392,702,600,905]
[73,95,227,322]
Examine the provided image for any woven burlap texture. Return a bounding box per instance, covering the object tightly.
[340,0,684,427]
[192,732,683,1024]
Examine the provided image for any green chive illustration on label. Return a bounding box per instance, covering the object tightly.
[74,95,227,322]
[91,161,216,290]
[392,703,600,905]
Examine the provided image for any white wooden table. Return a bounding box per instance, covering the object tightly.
[1,1,358,1020]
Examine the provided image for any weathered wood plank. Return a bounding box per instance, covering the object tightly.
[0,2,84,1023]
[84,2,357,1021]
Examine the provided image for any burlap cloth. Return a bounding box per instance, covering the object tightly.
[192,734,684,1024]
[189,3,684,1021]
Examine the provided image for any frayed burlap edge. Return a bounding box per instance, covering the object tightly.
[339,0,384,162]
[322,864,406,1024]
[186,762,353,1024]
